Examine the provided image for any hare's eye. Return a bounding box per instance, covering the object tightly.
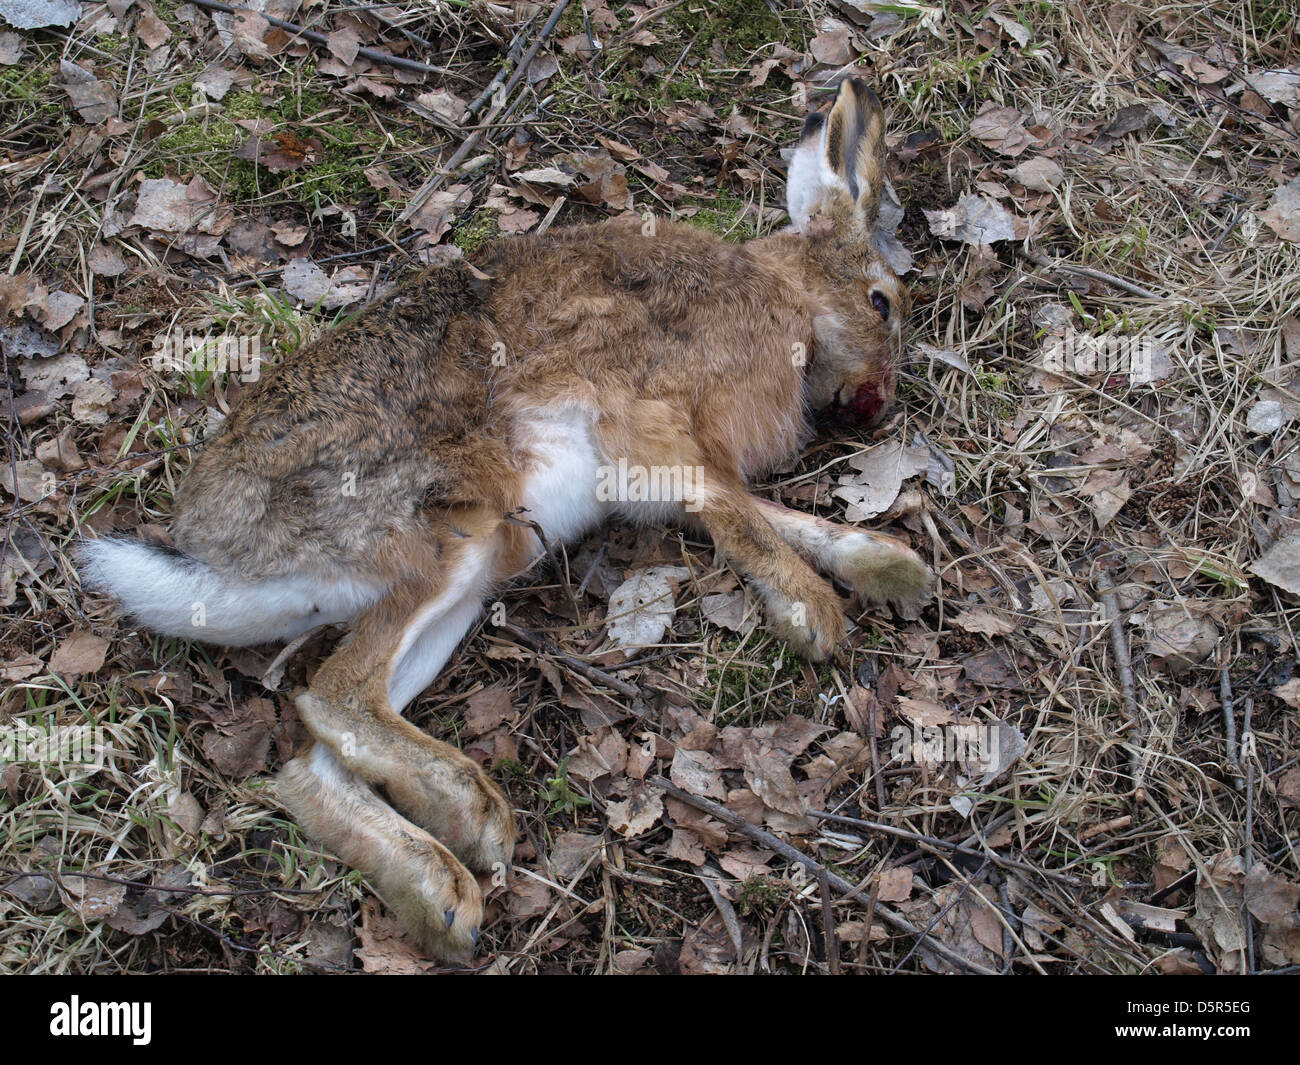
[870,290,890,322]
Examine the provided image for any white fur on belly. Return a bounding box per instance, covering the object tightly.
[517,406,608,545]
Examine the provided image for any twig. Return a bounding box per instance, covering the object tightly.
[1096,569,1145,800]
[1220,666,1245,792]
[1024,248,1168,301]
[7,173,52,275]
[1242,696,1256,973]
[262,624,328,690]
[818,865,840,975]
[506,510,584,628]
[187,0,456,77]
[496,621,640,700]
[809,808,1085,887]
[464,15,534,120]
[399,0,573,222]
[651,777,998,975]
[0,865,329,898]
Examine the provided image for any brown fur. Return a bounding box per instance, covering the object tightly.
[82,78,931,960]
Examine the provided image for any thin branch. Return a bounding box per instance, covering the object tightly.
[496,621,641,700]
[1096,569,1146,799]
[399,0,573,222]
[187,0,456,77]
[651,777,998,975]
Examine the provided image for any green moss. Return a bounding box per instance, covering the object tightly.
[143,87,392,209]
[0,60,59,124]
[97,34,129,57]
[683,192,754,242]
[452,211,499,254]
[738,875,784,916]
[704,631,814,727]
[666,0,786,62]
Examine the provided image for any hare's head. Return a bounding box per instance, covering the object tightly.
[787,78,909,427]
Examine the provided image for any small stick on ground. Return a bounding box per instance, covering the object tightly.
[809,808,1084,887]
[261,625,327,691]
[1024,248,1168,301]
[1096,569,1146,800]
[1243,696,1257,973]
[188,0,457,77]
[701,864,746,963]
[652,777,998,975]
[1220,665,1245,792]
[497,621,640,700]
[399,0,573,221]
[818,865,841,975]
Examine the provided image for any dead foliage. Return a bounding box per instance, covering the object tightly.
[2,0,1299,974]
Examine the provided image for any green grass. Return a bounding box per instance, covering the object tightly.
[144,84,405,209]
[452,211,500,254]
[683,192,754,241]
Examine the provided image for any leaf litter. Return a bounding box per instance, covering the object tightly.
[1,0,1298,978]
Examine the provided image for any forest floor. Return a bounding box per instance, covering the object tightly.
[2,0,1299,974]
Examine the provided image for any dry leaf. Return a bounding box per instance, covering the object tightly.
[49,629,109,676]
[1260,176,1300,244]
[200,696,276,778]
[354,899,439,973]
[462,683,514,737]
[57,59,115,123]
[1006,156,1063,191]
[951,609,1015,636]
[670,747,727,800]
[415,89,468,126]
[0,0,81,29]
[700,589,758,635]
[833,439,930,521]
[606,782,664,837]
[969,103,1033,157]
[925,195,1016,245]
[606,566,688,654]
[1249,530,1300,595]
[877,867,913,902]
[0,30,21,64]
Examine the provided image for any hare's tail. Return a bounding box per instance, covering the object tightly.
[76,537,381,646]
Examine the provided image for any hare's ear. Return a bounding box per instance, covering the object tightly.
[787,78,887,237]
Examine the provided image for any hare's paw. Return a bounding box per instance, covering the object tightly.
[389,759,516,877]
[277,751,484,963]
[295,690,517,877]
[835,531,933,614]
[379,834,484,964]
[763,581,845,661]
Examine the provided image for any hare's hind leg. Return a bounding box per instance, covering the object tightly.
[754,499,932,612]
[294,525,516,873]
[278,744,482,961]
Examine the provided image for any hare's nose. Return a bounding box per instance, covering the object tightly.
[850,382,884,423]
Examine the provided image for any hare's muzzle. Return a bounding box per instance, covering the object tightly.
[833,371,895,427]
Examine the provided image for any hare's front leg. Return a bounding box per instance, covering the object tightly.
[755,499,933,612]
[690,475,847,660]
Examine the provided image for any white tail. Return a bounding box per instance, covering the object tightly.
[76,538,382,646]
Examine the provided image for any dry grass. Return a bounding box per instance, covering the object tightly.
[2,1,1298,974]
